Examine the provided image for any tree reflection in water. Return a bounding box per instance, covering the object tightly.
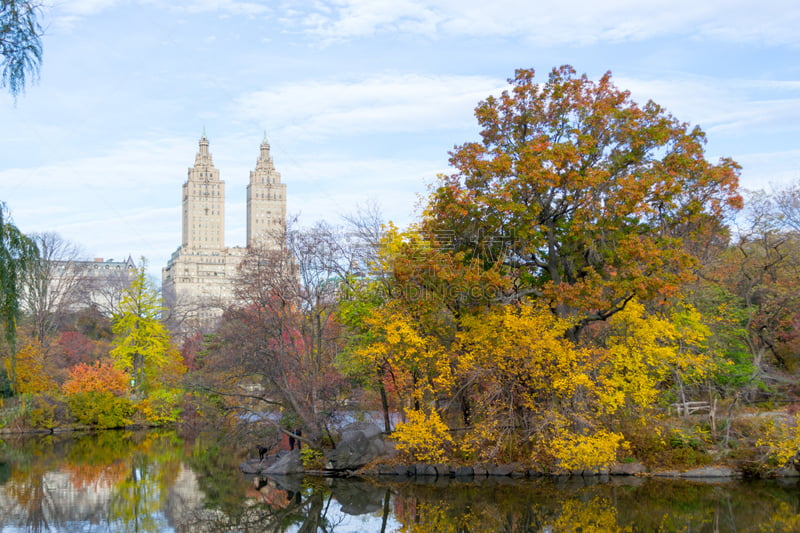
[0,431,799,532]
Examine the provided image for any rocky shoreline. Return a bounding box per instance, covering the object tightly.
[242,455,800,480]
[240,422,800,480]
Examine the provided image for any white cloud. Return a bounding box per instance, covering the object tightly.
[296,0,800,47]
[164,0,271,15]
[232,73,502,139]
[617,75,800,136]
[51,0,270,29]
[1,137,190,190]
[735,149,800,190]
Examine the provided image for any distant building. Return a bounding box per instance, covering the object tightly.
[30,256,137,318]
[162,134,287,331]
[75,256,138,315]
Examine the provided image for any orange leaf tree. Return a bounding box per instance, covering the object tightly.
[423,65,741,337]
[62,360,129,396]
[62,360,133,428]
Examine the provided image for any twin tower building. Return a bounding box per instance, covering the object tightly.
[162,134,287,327]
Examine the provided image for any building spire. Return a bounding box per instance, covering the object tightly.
[259,134,271,163]
[196,131,212,166]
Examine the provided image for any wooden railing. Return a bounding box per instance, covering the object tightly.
[671,400,716,417]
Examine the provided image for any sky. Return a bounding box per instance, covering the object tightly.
[2,0,799,281]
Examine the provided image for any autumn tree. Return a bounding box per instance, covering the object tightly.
[5,336,56,395]
[110,260,181,396]
[20,232,87,349]
[695,185,800,403]
[0,202,38,393]
[62,359,133,428]
[423,65,741,337]
[198,222,350,446]
[339,224,509,431]
[62,359,129,396]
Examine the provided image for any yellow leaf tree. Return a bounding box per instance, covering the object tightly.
[598,299,713,414]
[110,260,182,396]
[5,338,55,395]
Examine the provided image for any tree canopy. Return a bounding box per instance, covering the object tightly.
[110,260,176,395]
[423,66,742,335]
[0,202,38,350]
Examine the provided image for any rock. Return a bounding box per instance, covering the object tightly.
[454,466,474,477]
[652,470,681,477]
[775,465,800,477]
[326,422,388,471]
[488,463,520,476]
[609,461,647,475]
[578,466,609,476]
[265,449,303,475]
[417,464,437,476]
[680,466,737,478]
[473,464,489,476]
[377,464,396,475]
[340,421,383,441]
[433,464,452,478]
[509,469,525,478]
[240,459,263,475]
[393,464,411,476]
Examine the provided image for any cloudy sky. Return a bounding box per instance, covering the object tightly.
[2,0,799,279]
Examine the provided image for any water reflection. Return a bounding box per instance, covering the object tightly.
[0,431,798,532]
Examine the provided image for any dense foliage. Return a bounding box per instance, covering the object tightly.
[2,66,800,473]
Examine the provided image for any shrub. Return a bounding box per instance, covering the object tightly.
[392,409,453,463]
[551,429,628,471]
[136,388,183,425]
[300,447,325,469]
[67,391,133,428]
[756,414,800,467]
[62,360,129,396]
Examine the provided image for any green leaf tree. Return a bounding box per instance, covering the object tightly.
[0,202,38,391]
[1,0,43,98]
[110,259,175,396]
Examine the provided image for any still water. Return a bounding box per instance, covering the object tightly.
[0,429,798,532]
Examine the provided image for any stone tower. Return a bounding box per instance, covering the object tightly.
[163,133,289,333]
[182,134,225,250]
[247,135,286,248]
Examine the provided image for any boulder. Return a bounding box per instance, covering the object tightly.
[609,461,647,475]
[326,422,388,471]
[454,466,474,477]
[377,464,396,475]
[240,459,264,475]
[775,465,800,477]
[416,464,437,476]
[433,464,453,477]
[473,464,489,477]
[680,466,737,478]
[265,449,303,475]
[393,464,411,476]
[488,463,520,476]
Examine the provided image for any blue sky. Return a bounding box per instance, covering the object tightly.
[2,0,799,280]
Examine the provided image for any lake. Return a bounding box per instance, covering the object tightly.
[0,429,798,532]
